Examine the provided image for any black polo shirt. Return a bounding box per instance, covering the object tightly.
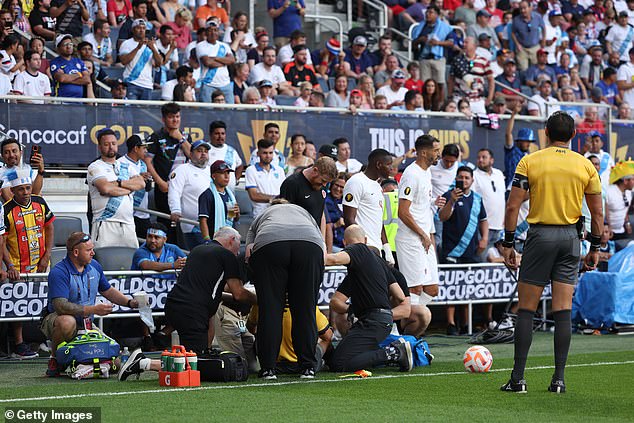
[146,127,191,180]
[337,243,394,316]
[166,241,241,320]
[279,171,326,226]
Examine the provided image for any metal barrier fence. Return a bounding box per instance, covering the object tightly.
[0,263,550,334]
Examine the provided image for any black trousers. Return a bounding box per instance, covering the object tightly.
[134,216,151,240]
[250,240,324,371]
[330,312,392,372]
[165,301,209,355]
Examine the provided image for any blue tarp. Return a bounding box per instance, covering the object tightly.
[572,245,634,327]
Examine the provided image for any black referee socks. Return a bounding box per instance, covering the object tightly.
[553,309,572,381]
[511,309,535,383]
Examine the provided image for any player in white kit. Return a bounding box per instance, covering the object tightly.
[396,135,444,308]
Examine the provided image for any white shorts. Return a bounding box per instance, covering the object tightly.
[395,233,439,287]
[92,220,139,249]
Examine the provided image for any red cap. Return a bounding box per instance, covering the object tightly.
[350,89,362,97]
[537,48,548,56]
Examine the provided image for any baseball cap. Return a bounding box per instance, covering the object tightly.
[537,48,548,56]
[619,10,629,17]
[493,96,506,105]
[126,133,151,151]
[392,69,406,79]
[108,78,127,89]
[478,33,491,42]
[55,34,72,48]
[211,160,235,173]
[517,128,536,142]
[548,10,562,17]
[318,144,338,160]
[350,89,362,97]
[538,78,552,87]
[590,86,603,97]
[205,18,219,28]
[476,9,491,17]
[353,35,367,46]
[588,130,602,138]
[131,18,146,28]
[326,37,340,55]
[504,58,516,65]
[258,79,273,88]
[191,140,212,150]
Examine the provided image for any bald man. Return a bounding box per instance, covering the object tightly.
[325,225,413,372]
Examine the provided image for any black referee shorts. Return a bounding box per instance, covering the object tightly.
[519,224,580,286]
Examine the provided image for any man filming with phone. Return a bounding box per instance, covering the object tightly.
[118,18,163,100]
[0,138,44,202]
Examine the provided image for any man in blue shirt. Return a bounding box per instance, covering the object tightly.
[50,34,91,98]
[131,222,187,277]
[438,166,488,335]
[511,1,545,70]
[267,0,306,47]
[595,67,621,106]
[504,104,535,189]
[42,232,140,376]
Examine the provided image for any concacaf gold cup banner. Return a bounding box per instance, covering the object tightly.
[1,103,631,167]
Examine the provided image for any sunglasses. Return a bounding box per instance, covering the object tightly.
[70,234,91,250]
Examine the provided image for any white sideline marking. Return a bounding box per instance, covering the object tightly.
[2,360,633,404]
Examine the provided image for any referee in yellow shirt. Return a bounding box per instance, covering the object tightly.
[501,112,604,394]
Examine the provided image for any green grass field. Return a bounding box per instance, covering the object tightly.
[1,333,633,422]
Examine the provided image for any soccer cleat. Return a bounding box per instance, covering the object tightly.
[394,340,413,372]
[118,348,145,381]
[259,369,277,380]
[446,324,459,336]
[498,316,515,330]
[46,357,61,377]
[299,368,315,379]
[12,343,38,359]
[548,379,566,393]
[501,378,527,393]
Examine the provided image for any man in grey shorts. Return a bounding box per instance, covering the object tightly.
[501,112,604,394]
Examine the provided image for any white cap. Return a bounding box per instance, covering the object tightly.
[55,34,72,48]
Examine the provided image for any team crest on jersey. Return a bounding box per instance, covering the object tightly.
[404,187,411,195]
[345,193,353,202]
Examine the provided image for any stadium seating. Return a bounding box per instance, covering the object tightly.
[49,247,68,268]
[53,216,83,247]
[93,247,138,271]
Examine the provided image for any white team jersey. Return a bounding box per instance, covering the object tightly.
[244,163,284,218]
[12,71,51,102]
[342,172,384,249]
[118,155,149,219]
[208,143,243,189]
[119,38,155,89]
[336,158,363,174]
[397,162,434,236]
[430,160,458,199]
[167,162,211,233]
[472,167,506,230]
[196,40,233,87]
[87,159,139,225]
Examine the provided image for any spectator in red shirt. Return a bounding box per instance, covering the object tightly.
[107,0,133,27]
[166,7,192,50]
[404,61,423,93]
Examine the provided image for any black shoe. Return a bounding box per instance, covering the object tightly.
[299,368,315,379]
[390,338,413,372]
[447,324,459,336]
[152,332,171,350]
[118,348,145,381]
[501,378,527,393]
[548,378,566,393]
[258,368,277,380]
[460,325,470,335]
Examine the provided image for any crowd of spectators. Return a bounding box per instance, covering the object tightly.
[0,0,630,118]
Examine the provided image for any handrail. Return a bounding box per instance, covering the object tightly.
[134,206,199,226]
[304,14,344,51]
[13,27,112,93]
[493,79,540,108]
[362,0,388,36]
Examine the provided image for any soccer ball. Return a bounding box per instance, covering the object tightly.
[463,346,493,373]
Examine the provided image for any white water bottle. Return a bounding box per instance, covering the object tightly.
[121,347,130,364]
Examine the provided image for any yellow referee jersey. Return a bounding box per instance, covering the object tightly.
[514,147,602,225]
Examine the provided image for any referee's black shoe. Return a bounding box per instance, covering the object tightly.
[548,378,566,393]
[501,378,527,393]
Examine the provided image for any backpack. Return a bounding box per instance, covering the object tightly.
[198,350,249,382]
[379,335,434,367]
[56,329,121,378]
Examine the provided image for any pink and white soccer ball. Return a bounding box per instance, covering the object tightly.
[463,346,493,373]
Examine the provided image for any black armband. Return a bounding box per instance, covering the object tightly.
[501,230,515,248]
[512,173,529,191]
[589,234,601,252]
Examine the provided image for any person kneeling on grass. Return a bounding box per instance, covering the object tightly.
[325,225,413,372]
[42,232,141,377]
